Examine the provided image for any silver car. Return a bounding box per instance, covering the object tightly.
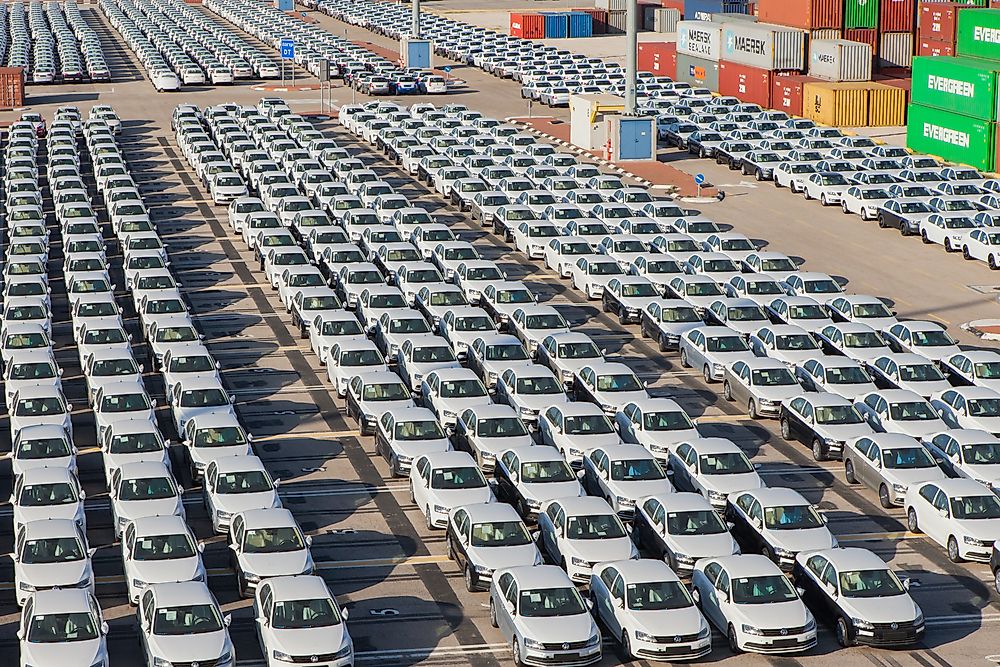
[722,358,803,419]
[843,433,948,508]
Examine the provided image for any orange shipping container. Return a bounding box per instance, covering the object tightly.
[638,41,677,77]
[0,67,24,109]
[510,12,545,39]
[757,0,842,29]
[917,38,955,56]
[771,74,816,116]
[719,60,772,108]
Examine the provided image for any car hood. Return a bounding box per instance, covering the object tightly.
[708,351,757,366]
[132,555,203,584]
[827,382,878,402]
[659,321,702,337]
[21,638,103,666]
[767,526,835,553]
[523,480,582,503]
[954,517,1000,541]
[900,378,952,398]
[430,486,494,509]
[148,629,229,663]
[632,605,705,636]
[190,445,252,466]
[216,490,280,513]
[754,385,802,403]
[468,543,540,570]
[595,390,649,408]
[890,418,947,438]
[967,415,1000,435]
[914,345,961,363]
[360,398,414,417]
[240,548,312,577]
[270,624,348,658]
[516,612,595,643]
[516,394,569,411]
[478,434,534,453]
[567,535,635,561]
[671,531,740,559]
[738,599,809,630]
[442,396,494,413]
[884,466,947,487]
[817,422,873,442]
[21,558,91,587]
[106,449,170,471]
[705,472,763,494]
[616,478,675,499]
[841,595,920,625]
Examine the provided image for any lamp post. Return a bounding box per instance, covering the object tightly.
[625,0,637,115]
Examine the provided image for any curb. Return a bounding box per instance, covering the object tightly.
[251,85,321,92]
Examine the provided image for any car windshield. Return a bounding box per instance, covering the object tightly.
[962,442,1000,464]
[497,289,534,304]
[610,458,664,481]
[476,415,529,437]
[764,504,823,530]
[659,307,700,323]
[341,349,384,366]
[732,575,799,604]
[882,447,936,469]
[642,410,694,431]
[853,303,893,318]
[520,460,575,482]
[395,420,444,440]
[975,362,1000,379]
[627,581,692,611]
[180,388,228,407]
[699,452,753,475]
[968,397,1000,417]
[838,569,906,598]
[321,319,364,337]
[470,520,531,547]
[271,598,341,629]
[22,536,84,564]
[215,471,272,494]
[17,435,71,459]
[519,587,587,617]
[565,415,615,435]
[843,332,884,348]
[706,336,749,353]
[728,307,766,322]
[566,513,626,539]
[119,476,175,501]
[486,344,528,361]
[109,432,163,454]
[16,397,65,416]
[897,363,945,382]
[951,494,1000,519]
[101,393,150,413]
[412,346,456,363]
[686,283,723,297]
[888,402,937,422]
[645,261,681,275]
[751,368,797,386]
[440,379,487,398]
[589,262,623,276]
[596,373,642,392]
[431,466,487,490]
[244,527,304,553]
[153,604,223,636]
[785,305,826,320]
[912,329,954,347]
[525,314,566,329]
[776,334,818,350]
[454,316,493,332]
[666,509,728,535]
[28,612,98,643]
[132,533,196,561]
[813,405,864,425]
[466,267,503,281]
[515,375,563,394]
[7,333,48,348]
[9,362,56,380]
[430,292,467,307]
[558,342,601,359]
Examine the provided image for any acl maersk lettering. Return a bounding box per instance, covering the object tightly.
[731,36,767,56]
[924,123,971,148]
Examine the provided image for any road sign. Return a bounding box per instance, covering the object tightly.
[694,173,706,185]
[280,39,295,59]
[442,65,452,73]
[318,59,330,82]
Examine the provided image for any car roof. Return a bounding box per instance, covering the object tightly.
[931,428,999,444]
[131,514,191,535]
[866,432,924,447]
[945,386,1000,399]
[19,466,77,483]
[506,564,572,587]
[212,454,267,472]
[503,444,562,462]
[708,554,780,577]
[868,389,926,402]
[588,443,654,460]
[430,367,480,381]
[118,461,172,478]
[418,450,478,467]
[238,507,297,529]
[266,574,333,601]
[30,588,94,614]
[22,517,80,538]
[922,477,993,497]
[148,580,215,606]
[454,502,523,523]
[739,357,791,370]
[388,406,438,421]
[549,495,615,515]
[608,558,679,583]
[687,437,742,454]
[802,547,887,571]
[739,487,809,506]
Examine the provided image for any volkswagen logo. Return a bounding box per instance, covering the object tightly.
[890,622,898,631]
[311,656,319,663]
[780,628,788,636]
[673,636,681,643]
[562,643,570,650]
[192,663,199,667]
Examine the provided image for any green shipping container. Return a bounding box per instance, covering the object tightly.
[911,56,1000,120]
[844,0,879,29]
[957,8,1000,61]
[907,103,997,171]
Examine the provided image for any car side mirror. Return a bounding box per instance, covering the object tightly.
[505,601,516,616]
[938,507,949,518]
[229,394,236,404]
[67,404,74,412]
[198,541,206,553]
[58,367,65,376]
[150,399,157,408]
[305,535,313,546]
[16,630,24,641]
[223,614,232,627]
[100,621,109,635]
[79,490,86,500]
[751,517,761,529]
[901,577,911,591]
[273,478,282,487]
[257,615,269,626]
[215,361,221,369]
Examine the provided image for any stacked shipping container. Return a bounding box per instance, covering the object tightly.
[509,10,593,38]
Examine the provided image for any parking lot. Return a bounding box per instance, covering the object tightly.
[2,2,1000,667]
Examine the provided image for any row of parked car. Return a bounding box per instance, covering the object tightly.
[170,93,994,663]
[99,0,281,91]
[5,106,354,667]
[4,0,110,83]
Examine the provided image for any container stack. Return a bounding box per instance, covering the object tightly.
[644,5,682,31]
[509,10,594,38]
[681,0,752,21]
[638,41,678,76]
[717,20,808,107]
[0,67,25,109]
[908,8,1000,170]
[676,19,723,88]
[916,1,982,56]
[573,7,609,33]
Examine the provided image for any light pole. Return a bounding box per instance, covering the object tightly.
[412,0,420,38]
[625,0,637,115]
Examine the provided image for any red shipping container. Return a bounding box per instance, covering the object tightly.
[917,37,956,56]
[509,12,544,39]
[0,67,24,109]
[719,60,773,108]
[771,74,817,117]
[880,0,915,31]
[756,0,842,29]
[660,0,684,10]
[638,42,677,77]
[917,2,963,42]
[843,27,879,55]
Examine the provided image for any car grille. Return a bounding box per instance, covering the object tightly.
[649,632,703,644]
[172,660,219,667]
[760,625,808,637]
[541,640,591,651]
[288,653,341,663]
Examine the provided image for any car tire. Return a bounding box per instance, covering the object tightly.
[489,597,498,627]
[425,509,434,530]
[811,439,827,462]
[994,567,1000,595]
[841,202,849,215]
[723,381,733,401]
[991,255,1000,271]
[922,230,931,244]
[761,545,775,562]
[803,189,812,200]
[836,617,854,648]
[907,508,920,533]
[756,169,764,182]
[622,631,633,659]
[748,399,758,420]
[948,536,963,563]
[845,460,858,484]
[878,484,893,509]
[703,365,712,383]
[727,624,742,654]
[658,334,669,352]
[512,640,525,667]
[679,348,689,367]
[780,418,791,440]
[447,538,456,560]
[821,194,828,206]
[945,238,954,252]
[900,225,910,237]
[878,215,887,229]
[465,564,477,592]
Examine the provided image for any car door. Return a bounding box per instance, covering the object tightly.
[697,561,725,628]
[595,566,620,632]
[493,572,516,638]
[451,509,470,570]
[412,456,431,511]
[922,484,949,545]
[539,501,562,559]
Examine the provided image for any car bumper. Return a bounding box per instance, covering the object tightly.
[755,400,781,417]
[522,645,601,667]
[742,632,817,654]
[632,637,711,661]
[854,623,924,647]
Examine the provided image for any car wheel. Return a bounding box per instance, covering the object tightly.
[901,224,910,237]
[845,459,857,484]
[761,545,775,562]
[803,189,812,200]
[991,255,1000,271]
[945,238,953,252]
[723,381,733,401]
[994,567,1000,595]
[622,631,633,659]
[512,640,524,667]
[389,455,401,477]
[779,418,791,440]
[907,508,920,533]
[878,484,893,509]
[465,564,477,592]
[922,230,931,244]
[727,624,742,654]
[489,597,498,627]
[447,537,456,560]
[836,617,854,647]
[841,201,849,215]
[691,587,701,605]
[948,536,963,563]
[699,148,707,158]
[821,194,828,206]
[756,169,764,182]
[658,334,669,352]
[812,439,827,462]
[748,399,758,419]
[878,215,887,229]
[679,348,689,367]
[703,365,712,383]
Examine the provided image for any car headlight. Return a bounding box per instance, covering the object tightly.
[707,489,727,501]
[647,443,669,454]
[244,571,261,583]
[487,371,498,383]
[272,650,295,663]
[697,624,711,639]
[774,547,795,558]
[442,410,457,419]
[570,556,591,567]
[19,581,37,591]
[522,637,546,650]
[585,633,600,647]
[892,483,907,495]
[397,454,413,465]
[216,510,233,521]
[673,552,695,563]
[634,629,657,643]
[568,447,584,457]
[218,650,232,665]
[433,504,449,514]
[474,564,493,575]
[524,498,541,509]
[616,495,635,507]
[117,516,129,528]
[804,616,816,633]
[741,624,764,636]
[333,642,354,659]
[519,407,535,417]
[152,659,172,667]
[914,609,924,627]
[964,535,991,546]
[713,363,724,373]
[132,578,148,589]
[601,403,616,413]
[852,617,874,630]
[561,370,574,381]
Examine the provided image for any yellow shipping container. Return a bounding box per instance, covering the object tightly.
[802,81,869,127]
[865,82,907,127]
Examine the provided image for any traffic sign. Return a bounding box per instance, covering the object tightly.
[442,65,452,73]
[280,39,295,59]
[694,173,706,185]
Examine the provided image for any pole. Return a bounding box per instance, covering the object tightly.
[625,0,637,115]
[412,0,420,38]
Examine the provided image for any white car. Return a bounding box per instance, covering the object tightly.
[920,213,979,251]
[11,467,87,537]
[882,320,961,364]
[122,514,207,604]
[18,589,109,667]
[446,503,542,591]
[614,398,700,462]
[580,444,673,516]
[326,338,388,397]
[93,380,156,444]
[109,461,185,538]
[137,582,235,667]
[931,386,1000,435]
[802,171,851,205]
[926,429,1000,487]
[632,492,740,574]
[844,433,948,507]
[537,496,638,583]
[942,350,1000,391]
[374,406,452,477]
[692,554,817,654]
[573,362,651,415]
[495,445,584,519]
[795,356,878,401]
[410,451,495,529]
[961,227,1000,269]
[8,424,76,477]
[538,402,622,468]
[253,575,354,666]
[590,559,711,661]
[841,185,892,220]
[853,389,949,438]
[667,437,764,509]
[419,367,492,429]
[815,323,891,365]
[100,418,171,485]
[229,508,315,597]
[203,455,282,534]
[169,377,237,435]
[13,518,95,606]
[451,404,533,471]
[570,255,624,300]
[678,326,756,383]
[906,478,1000,562]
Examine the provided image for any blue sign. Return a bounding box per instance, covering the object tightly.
[280,39,295,60]
[694,173,706,185]
[442,65,452,73]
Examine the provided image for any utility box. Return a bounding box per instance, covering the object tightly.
[610,116,656,161]
[274,0,293,10]
[401,37,432,69]
[569,93,625,152]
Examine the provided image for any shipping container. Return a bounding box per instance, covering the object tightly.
[719,60,773,106]
[911,56,1000,119]
[709,11,758,22]
[880,0,915,31]
[879,31,914,67]
[643,3,658,30]
[677,20,724,59]
[607,9,628,33]
[809,39,874,81]
[907,103,996,170]
[844,27,879,54]
[918,2,960,43]
[0,67,24,109]
[676,52,722,88]
[660,0,685,10]
[756,0,842,29]
[803,80,870,125]
[918,37,956,55]
[638,41,679,75]
[810,28,843,40]
[653,8,681,31]
[867,82,908,124]
[596,0,628,11]
[573,8,609,33]
[845,0,880,29]
[956,8,1000,60]
[543,12,569,38]
[772,73,815,115]
[568,11,593,37]
[684,0,751,21]
[720,21,808,70]
[510,12,545,39]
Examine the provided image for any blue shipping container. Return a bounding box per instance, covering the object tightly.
[683,0,748,21]
[543,12,569,38]
[274,0,293,10]
[568,12,593,38]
